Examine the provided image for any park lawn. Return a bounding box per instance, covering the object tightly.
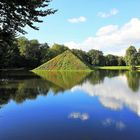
[96,66,140,70]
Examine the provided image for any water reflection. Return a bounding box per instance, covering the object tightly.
[0,70,90,106]
[72,71,140,116]
[0,70,140,117]
[126,71,140,92]
[102,118,126,131]
[1,70,140,140]
[68,112,89,121]
[33,71,90,92]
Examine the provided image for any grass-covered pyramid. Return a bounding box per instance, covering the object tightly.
[34,50,91,71]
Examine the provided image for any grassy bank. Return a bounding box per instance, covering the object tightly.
[95,66,140,70]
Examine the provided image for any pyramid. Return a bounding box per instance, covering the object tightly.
[34,50,91,71]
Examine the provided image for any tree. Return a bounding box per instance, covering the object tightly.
[105,55,119,66]
[51,44,68,55]
[0,41,21,68]
[17,37,30,56]
[117,57,126,66]
[21,39,50,68]
[88,49,105,66]
[42,49,57,63]
[39,43,50,64]
[125,46,137,66]
[24,40,41,68]
[0,0,57,44]
[16,37,50,68]
[40,43,69,63]
[136,49,140,65]
[72,49,90,64]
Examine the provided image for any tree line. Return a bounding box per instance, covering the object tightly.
[0,37,140,69]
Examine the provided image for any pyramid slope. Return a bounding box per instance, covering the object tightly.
[34,50,91,71]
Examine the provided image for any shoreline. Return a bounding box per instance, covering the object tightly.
[0,66,140,72]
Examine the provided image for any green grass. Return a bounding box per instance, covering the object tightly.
[95,66,140,70]
[34,50,91,71]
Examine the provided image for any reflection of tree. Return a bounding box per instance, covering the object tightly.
[88,70,125,85]
[13,80,50,103]
[0,79,50,106]
[88,71,105,85]
[0,70,51,106]
[0,71,90,107]
[125,71,140,92]
[0,88,17,106]
[88,70,140,93]
[105,70,125,78]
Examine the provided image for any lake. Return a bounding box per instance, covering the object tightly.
[0,70,140,140]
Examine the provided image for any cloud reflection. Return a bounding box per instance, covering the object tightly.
[68,112,89,121]
[71,75,140,117]
[102,118,125,130]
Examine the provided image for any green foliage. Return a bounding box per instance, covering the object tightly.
[87,49,105,66]
[125,46,137,66]
[0,1,56,51]
[17,37,30,56]
[0,0,56,38]
[1,38,140,70]
[34,50,91,71]
[51,44,68,54]
[39,44,69,64]
[0,31,16,47]
[0,0,57,68]
[117,57,126,66]
[0,42,21,68]
[105,55,115,66]
[137,51,140,65]
[16,37,50,68]
[72,49,90,64]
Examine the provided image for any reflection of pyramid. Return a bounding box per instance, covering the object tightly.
[34,50,91,70]
[33,71,90,90]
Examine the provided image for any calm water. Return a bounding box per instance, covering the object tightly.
[0,70,140,140]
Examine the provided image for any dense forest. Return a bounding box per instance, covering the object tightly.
[0,37,140,69]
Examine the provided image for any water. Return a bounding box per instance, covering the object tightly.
[0,70,140,140]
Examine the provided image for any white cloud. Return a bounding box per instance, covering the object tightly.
[98,8,119,18]
[68,112,89,121]
[96,25,118,36]
[65,18,140,56]
[68,16,87,23]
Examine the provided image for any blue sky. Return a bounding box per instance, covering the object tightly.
[25,0,140,55]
